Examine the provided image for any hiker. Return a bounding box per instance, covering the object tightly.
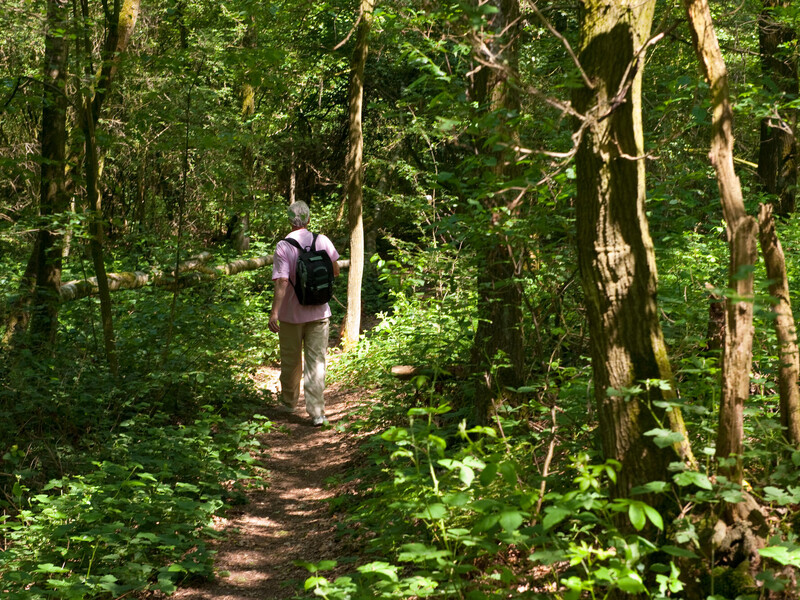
[268,201,340,426]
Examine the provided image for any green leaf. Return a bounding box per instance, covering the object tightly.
[414,503,447,520]
[498,510,524,533]
[479,462,498,486]
[357,561,399,581]
[759,546,800,567]
[764,486,800,506]
[628,502,646,531]
[498,461,517,486]
[673,470,713,490]
[643,504,664,530]
[304,575,327,590]
[630,481,669,495]
[662,545,698,558]
[542,506,571,531]
[35,563,69,574]
[398,543,452,563]
[617,573,646,593]
[644,428,685,448]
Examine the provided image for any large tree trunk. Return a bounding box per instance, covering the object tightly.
[341,0,375,351]
[574,0,695,499]
[469,0,527,426]
[758,203,800,445]
[684,0,758,489]
[757,0,798,216]
[28,0,71,349]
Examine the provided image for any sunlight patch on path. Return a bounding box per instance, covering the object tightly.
[167,364,365,600]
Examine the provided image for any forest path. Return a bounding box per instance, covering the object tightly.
[168,363,367,600]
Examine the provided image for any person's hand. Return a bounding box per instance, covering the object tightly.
[268,313,280,333]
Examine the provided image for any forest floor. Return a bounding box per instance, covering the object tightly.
[167,362,371,600]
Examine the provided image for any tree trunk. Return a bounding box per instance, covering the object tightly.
[93,0,141,123]
[467,0,528,426]
[757,0,798,216]
[82,96,119,376]
[574,0,695,498]
[684,0,758,488]
[28,0,71,349]
[237,15,256,255]
[341,0,375,351]
[758,203,800,445]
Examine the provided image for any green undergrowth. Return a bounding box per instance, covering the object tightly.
[0,266,279,598]
[304,389,800,600]
[313,234,800,599]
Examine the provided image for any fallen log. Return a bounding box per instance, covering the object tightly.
[390,365,469,380]
[58,254,350,302]
[59,252,215,301]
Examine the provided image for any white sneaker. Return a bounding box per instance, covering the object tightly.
[312,415,329,427]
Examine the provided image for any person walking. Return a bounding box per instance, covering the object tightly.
[269,201,340,426]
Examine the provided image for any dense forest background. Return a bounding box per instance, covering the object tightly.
[3,0,800,598]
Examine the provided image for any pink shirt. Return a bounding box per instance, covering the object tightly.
[272,229,340,324]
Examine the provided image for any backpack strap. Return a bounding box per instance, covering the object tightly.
[282,233,319,252]
[283,237,304,252]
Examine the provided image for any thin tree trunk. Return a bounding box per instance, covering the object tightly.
[684,0,758,488]
[758,203,800,445]
[82,97,119,376]
[757,0,798,216]
[237,15,256,255]
[341,0,375,351]
[574,0,695,499]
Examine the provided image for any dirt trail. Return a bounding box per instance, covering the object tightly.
[170,366,365,600]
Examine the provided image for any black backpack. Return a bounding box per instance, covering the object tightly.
[283,234,335,306]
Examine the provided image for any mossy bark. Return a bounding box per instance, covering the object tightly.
[28,0,70,349]
[574,0,695,498]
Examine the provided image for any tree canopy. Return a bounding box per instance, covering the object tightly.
[3,0,800,598]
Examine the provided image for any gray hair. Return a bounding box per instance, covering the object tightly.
[287,201,311,228]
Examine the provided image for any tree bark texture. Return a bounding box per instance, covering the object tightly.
[93,0,140,122]
[469,0,527,426]
[684,0,758,486]
[341,0,375,351]
[757,0,798,216]
[758,203,800,445]
[574,0,695,498]
[29,0,70,349]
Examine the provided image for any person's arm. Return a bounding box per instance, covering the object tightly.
[269,278,289,333]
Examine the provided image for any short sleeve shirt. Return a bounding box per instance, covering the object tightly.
[272,229,340,324]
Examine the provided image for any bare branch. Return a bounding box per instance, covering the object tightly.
[524,1,594,90]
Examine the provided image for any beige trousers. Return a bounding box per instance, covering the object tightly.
[278,318,329,418]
